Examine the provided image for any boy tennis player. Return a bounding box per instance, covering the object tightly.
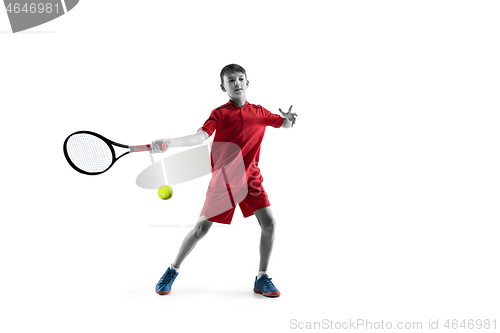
[151,64,297,297]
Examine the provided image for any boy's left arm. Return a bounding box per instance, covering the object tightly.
[279,105,298,128]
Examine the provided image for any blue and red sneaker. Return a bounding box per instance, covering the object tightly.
[156,267,178,295]
[254,274,281,297]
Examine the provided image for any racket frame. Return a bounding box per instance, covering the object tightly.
[63,130,151,176]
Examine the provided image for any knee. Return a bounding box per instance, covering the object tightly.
[193,220,212,239]
[260,218,276,235]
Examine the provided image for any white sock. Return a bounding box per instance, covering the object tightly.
[257,271,266,279]
[171,264,180,273]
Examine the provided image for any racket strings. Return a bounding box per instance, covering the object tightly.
[66,133,113,173]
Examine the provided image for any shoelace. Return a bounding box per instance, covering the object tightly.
[262,276,275,288]
[159,270,176,284]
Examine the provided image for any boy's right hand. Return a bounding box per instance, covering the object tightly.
[151,140,169,154]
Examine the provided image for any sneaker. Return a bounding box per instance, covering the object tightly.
[253,274,281,297]
[156,267,178,295]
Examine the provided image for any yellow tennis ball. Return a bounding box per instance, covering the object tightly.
[158,185,173,200]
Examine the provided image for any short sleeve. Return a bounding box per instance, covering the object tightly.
[262,106,284,128]
[199,109,219,137]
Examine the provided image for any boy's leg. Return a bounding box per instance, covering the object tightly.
[253,206,280,297]
[254,206,276,272]
[172,216,213,268]
[156,217,213,295]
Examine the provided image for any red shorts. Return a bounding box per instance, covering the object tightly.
[200,183,271,224]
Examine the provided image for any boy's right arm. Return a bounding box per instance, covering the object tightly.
[151,130,208,153]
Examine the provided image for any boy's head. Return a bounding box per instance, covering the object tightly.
[220,64,249,102]
[220,64,247,85]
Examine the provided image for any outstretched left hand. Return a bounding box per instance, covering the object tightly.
[279,105,298,127]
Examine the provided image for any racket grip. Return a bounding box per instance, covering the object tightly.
[131,144,151,152]
[131,142,166,152]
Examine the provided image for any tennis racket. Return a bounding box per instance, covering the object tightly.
[63,130,166,175]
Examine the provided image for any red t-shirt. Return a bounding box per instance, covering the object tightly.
[200,100,283,186]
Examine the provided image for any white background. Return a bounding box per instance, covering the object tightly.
[1,1,499,332]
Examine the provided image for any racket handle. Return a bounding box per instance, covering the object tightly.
[130,142,166,152]
[131,144,151,152]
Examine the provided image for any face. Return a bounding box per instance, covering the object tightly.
[221,72,249,101]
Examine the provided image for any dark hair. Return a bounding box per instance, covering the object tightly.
[220,64,247,85]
